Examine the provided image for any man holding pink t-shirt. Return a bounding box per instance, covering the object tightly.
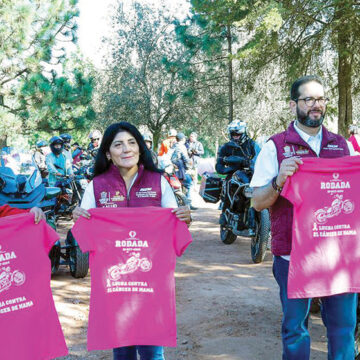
[251,75,357,359]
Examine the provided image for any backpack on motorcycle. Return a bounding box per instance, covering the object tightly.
[199,172,222,203]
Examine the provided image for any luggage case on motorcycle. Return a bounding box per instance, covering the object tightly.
[199,172,222,203]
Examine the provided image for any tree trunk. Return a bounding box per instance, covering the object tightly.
[153,127,162,152]
[336,4,353,136]
[226,25,234,124]
[0,134,8,149]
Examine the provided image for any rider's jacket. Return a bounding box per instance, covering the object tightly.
[63,149,73,164]
[185,140,204,166]
[45,152,73,186]
[33,151,47,171]
[0,205,27,217]
[270,121,349,256]
[93,163,161,208]
[171,142,191,180]
[216,137,257,176]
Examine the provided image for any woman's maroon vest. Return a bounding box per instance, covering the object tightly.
[93,163,161,208]
[270,122,349,256]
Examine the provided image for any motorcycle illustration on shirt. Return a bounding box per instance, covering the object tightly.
[314,194,354,224]
[0,267,26,293]
[107,253,152,281]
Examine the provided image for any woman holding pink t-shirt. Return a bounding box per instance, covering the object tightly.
[73,122,191,360]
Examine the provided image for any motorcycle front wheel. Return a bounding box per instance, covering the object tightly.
[251,209,270,263]
[175,191,188,207]
[69,247,89,279]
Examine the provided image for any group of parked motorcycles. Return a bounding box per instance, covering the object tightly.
[0,150,95,278]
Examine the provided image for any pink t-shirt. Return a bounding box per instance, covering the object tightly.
[282,156,360,299]
[71,207,192,351]
[0,213,68,360]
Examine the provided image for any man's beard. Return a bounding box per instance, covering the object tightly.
[297,107,325,128]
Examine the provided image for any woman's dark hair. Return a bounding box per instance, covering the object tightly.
[93,122,162,177]
[290,75,323,101]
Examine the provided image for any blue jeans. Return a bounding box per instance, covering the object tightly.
[273,255,357,360]
[113,346,164,360]
[182,174,193,204]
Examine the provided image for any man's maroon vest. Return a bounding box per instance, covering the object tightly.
[270,122,349,256]
[93,163,161,208]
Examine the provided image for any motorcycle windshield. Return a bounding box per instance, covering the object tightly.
[0,151,42,194]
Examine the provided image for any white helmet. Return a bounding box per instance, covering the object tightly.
[168,128,177,137]
[349,124,358,134]
[88,129,102,140]
[228,120,247,136]
[142,133,153,143]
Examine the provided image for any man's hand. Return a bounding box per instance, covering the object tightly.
[172,206,192,226]
[277,157,303,187]
[29,207,46,224]
[73,206,91,222]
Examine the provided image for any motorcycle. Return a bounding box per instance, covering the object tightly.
[200,169,270,263]
[73,154,94,181]
[158,155,189,207]
[53,164,89,217]
[0,266,26,293]
[314,194,354,224]
[0,151,88,278]
[164,170,188,207]
[107,252,152,280]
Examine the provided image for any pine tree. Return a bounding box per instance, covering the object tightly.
[0,0,95,145]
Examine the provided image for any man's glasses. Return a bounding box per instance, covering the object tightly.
[296,97,329,107]
[91,138,100,142]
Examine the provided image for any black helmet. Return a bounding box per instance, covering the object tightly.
[60,133,72,150]
[60,133,72,142]
[49,136,64,155]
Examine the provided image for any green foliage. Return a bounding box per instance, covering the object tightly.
[190,0,360,135]
[0,0,95,143]
[95,1,201,147]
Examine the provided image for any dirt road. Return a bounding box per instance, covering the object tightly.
[53,198,328,360]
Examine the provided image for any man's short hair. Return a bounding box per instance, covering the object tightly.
[290,75,323,101]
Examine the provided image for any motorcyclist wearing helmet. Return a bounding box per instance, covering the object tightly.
[216,120,260,235]
[143,133,158,166]
[158,128,177,156]
[216,120,259,174]
[33,140,49,178]
[46,136,73,186]
[72,142,84,165]
[60,133,73,163]
[88,130,102,153]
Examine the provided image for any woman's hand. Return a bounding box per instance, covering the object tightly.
[172,206,192,226]
[73,206,91,222]
[29,207,46,224]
